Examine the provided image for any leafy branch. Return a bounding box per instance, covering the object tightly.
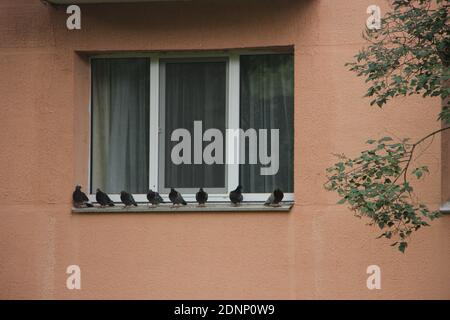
[325,127,449,252]
[325,0,449,252]
[346,0,450,122]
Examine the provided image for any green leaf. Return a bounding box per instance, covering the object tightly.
[398,242,408,253]
[415,170,423,179]
[378,137,393,143]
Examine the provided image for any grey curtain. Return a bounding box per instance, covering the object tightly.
[91,58,149,194]
[240,54,294,193]
[164,61,226,189]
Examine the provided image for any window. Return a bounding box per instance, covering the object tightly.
[240,54,294,193]
[159,59,228,195]
[90,51,294,202]
[91,58,149,194]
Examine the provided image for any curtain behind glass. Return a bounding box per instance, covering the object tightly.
[164,61,226,189]
[91,58,149,194]
[240,54,294,193]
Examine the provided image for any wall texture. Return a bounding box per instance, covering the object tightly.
[0,0,448,299]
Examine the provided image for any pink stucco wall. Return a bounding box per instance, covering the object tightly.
[0,0,449,299]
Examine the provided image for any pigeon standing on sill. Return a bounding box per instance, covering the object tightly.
[96,188,115,207]
[229,185,243,206]
[169,188,187,207]
[264,188,284,207]
[73,185,94,208]
[196,188,208,207]
[147,189,164,207]
[120,191,138,207]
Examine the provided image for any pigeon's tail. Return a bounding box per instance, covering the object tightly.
[264,194,274,206]
[86,203,94,207]
[182,200,187,205]
[108,203,115,207]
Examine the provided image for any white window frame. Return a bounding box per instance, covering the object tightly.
[87,50,294,203]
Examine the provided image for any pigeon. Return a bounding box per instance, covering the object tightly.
[264,188,284,207]
[169,188,187,206]
[229,185,243,206]
[120,191,137,207]
[147,189,164,206]
[196,188,208,206]
[96,188,115,207]
[72,185,94,208]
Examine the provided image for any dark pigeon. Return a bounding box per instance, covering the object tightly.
[169,188,187,206]
[196,188,208,206]
[147,189,164,206]
[229,185,243,206]
[73,185,93,208]
[264,188,284,207]
[96,188,115,207]
[120,191,137,207]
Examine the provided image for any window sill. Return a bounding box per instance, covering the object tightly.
[440,201,450,214]
[72,202,294,214]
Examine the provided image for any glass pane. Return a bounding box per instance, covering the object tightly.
[91,58,149,194]
[240,54,294,193]
[164,61,226,189]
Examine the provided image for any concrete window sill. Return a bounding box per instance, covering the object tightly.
[440,201,450,214]
[72,202,294,214]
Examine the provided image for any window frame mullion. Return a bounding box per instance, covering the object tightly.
[227,54,240,193]
[149,57,160,192]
